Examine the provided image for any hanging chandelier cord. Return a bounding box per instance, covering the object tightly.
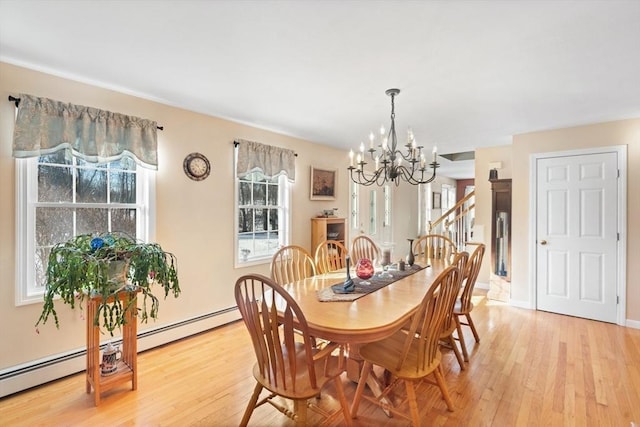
[348,89,439,186]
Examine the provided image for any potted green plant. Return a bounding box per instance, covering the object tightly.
[35,232,180,335]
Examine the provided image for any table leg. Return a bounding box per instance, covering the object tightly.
[347,344,393,417]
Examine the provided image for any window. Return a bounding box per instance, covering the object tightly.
[236,171,290,265]
[16,152,153,305]
[442,184,456,223]
[350,180,359,232]
[383,185,392,228]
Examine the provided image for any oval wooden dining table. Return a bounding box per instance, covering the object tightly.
[280,258,447,344]
[279,258,448,412]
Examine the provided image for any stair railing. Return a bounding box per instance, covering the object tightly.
[428,190,475,250]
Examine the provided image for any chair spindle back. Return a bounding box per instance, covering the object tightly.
[351,235,381,263]
[400,265,462,373]
[235,274,317,392]
[270,245,316,286]
[459,244,485,312]
[314,240,348,274]
[413,234,458,262]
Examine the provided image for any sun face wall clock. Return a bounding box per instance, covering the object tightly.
[183,152,211,181]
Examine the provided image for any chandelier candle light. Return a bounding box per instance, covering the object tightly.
[348,88,439,186]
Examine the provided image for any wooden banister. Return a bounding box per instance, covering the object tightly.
[428,190,475,250]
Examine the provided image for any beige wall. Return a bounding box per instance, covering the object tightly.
[0,62,350,370]
[476,119,640,323]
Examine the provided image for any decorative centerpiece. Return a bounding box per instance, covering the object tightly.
[355,258,374,285]
[406,238,415,266]
[35,232,180,335]
[332,255,355,294]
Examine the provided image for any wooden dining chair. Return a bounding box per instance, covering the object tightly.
[234,274,352,427]
[314,239,348,274]
[350,235,381,263]
[270,245,317,285]
[412,234,458,263]
[454,243,486,362]
[351,265,462,425]
[439,251,469,371]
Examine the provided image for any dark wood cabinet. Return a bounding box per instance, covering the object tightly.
[488,178,511,301]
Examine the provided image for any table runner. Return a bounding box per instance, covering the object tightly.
[316,264,426,302]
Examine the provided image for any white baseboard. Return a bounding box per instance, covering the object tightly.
[508,299,533,309]
[0,307,241,398]
[625,318,640,329]
[475,281,489,290]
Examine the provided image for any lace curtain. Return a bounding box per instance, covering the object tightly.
[236,139,296,181]
[12,94,159,169]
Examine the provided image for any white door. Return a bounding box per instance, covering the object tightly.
[536,152,618,323]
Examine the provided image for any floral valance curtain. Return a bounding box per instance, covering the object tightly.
[12,94,159,169]
[235,139,296,181]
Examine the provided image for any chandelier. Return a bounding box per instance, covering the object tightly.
[348,88,439,186]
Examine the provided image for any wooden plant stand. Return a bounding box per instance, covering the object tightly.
[85,291,138,406]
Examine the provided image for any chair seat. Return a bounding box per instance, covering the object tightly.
[358,330,442,380]
[253,342,343,400]
[453,300,474,315]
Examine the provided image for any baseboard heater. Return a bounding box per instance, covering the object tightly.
[0,306,240,398]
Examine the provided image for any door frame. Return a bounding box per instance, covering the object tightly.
[528,145,627,325]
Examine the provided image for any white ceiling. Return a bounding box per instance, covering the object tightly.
[1,0,639,179]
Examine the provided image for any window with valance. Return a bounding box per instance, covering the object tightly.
[234,139,296,265]
[12,94,156,304]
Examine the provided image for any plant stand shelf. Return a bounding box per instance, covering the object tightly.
[85,291,138,406]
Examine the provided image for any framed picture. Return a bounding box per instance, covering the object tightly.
[432,191,442,209]
[310,166,337,200]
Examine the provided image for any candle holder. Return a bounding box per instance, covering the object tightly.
[332,255,355,294]
[377,246,393,279]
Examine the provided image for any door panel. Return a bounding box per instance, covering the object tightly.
[536,152,617,323]
[546,250,568,297]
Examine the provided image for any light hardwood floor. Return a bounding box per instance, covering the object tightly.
[2,292,639,426]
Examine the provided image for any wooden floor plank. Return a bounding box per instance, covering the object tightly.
[1,291,640,426]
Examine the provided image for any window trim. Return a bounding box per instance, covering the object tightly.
[15,157,155,306]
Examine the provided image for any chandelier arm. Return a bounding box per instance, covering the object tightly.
[350,164,386,186]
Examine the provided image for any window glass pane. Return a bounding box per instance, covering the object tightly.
[110,157,137,172]
[268,208,279,231]
[76,208,109,235]
[76,158,107,168]
[110,170,136,203]
[253,231,269,258]
[38,164,73,202]
[36,207,74,246]
[253,182,266,205]
[267,183,278,205]
[254,208,266,230]
[111,208,137,236]
[39,151,71,165]
[34,246,51,290]
[76,168,107,203]
[238,208,253,232]
[239,181,251,205]
[253,231,279,258]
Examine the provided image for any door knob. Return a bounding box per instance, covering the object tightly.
[540,240,547,245]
